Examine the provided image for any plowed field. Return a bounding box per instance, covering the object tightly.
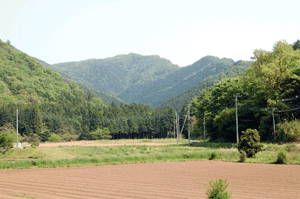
[0,161,299,199]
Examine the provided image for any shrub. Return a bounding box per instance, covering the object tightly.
[48,134,62,142]
[39,130,51,142]
[276,150,288,164]
[0,132,14,150]
[239,150,247,162]
[209,152,217,160]
[31,141,39,148]
[238,129,263,158]
[90,128,112,140]
[285,143,297,152]
[276,119,300,142]
[205,178,232,199]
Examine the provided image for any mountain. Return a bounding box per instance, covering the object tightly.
[35,58,125,105]
[0,39,105,136]
[158,60,253,110]
[0,40,175,140]
[49,53,180,96]
[47,54,244,108]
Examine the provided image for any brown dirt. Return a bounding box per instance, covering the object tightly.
[36,141,174,148]
[0,161,299,199]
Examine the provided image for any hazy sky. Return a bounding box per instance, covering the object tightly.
[1,0,300,66]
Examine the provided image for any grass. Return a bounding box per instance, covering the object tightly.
[0,139,299,169]
[13,194,36,198]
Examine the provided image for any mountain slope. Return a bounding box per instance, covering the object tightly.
[49,53,180,96]
[36,58,125,105]
[0,39,106,136]
[121,56,234,106]
[47,54,239,107]
[157,60,253,110]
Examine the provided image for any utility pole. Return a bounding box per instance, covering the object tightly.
[203,114,206,142]
[188,104,190,146]
[173,118,176,138]
[176,112,178,145]
[177,113,180,145]
[272,108,276,139]
[234,95,239,147]
[16,109,19,148]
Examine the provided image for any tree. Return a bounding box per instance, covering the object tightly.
[0,123,15,150]
[238,129,263,158]
[90,128,112,140]
[292,39,300,51]
[48,134,62,142]
[39,130,51,142]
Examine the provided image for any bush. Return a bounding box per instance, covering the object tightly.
[239,150,247,162]
[0,123,15,150]
[90,128,112,140]
[285,143,297,152]
[209,152,217,160]
[276,150,288,164]
[276,119,300,142]
[0,132,14,150]
[205,178,232,199]
[39,130,51,142]
[48,134,62,142]
[238,129,263,158]
[31,141,39,148]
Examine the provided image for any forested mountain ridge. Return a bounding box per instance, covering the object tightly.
[0,40,175,141]
[46,54,244,108]
[35,58,125,105]
[49,53,180,96]
[158,60,252,110]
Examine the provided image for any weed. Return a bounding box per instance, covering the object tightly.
[209,152,217,160]
[276,150,289,164]
[205,178,232,199]
[13,194,35,198]
[239,151,247,162]
[285,143,297,152]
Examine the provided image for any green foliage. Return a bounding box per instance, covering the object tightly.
[205,178,232,199]
[39,130,51,142]
[239,150,247,162]
[276,119,300,142]
[285,143,297,152]
[209,151,218,160]
[276,150,288,164]
[31,141,39,148]
[0,132,14,150]
[0,40,176,141]
[238,129,263,158]
[160,61,251,111]
[193,40,300,142]
[0,123,15,149]
[90,128,112,140]
[292,40,300,51]
[48,134,62,142]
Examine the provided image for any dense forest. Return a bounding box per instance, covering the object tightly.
[192,40,300,142]
[0,40,175,141]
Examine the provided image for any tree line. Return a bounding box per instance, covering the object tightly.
[192,40,300,142]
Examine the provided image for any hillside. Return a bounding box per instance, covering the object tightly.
[158,60,252,110]
[47,54,244,108]
[35,58,125,105]
[0,40,175,141]
[49,53,180,96]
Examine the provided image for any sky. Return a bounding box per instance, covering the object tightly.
[1,0,300,67]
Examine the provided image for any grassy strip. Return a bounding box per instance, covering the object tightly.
[1,141,299,169]
[13,194,35,198]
